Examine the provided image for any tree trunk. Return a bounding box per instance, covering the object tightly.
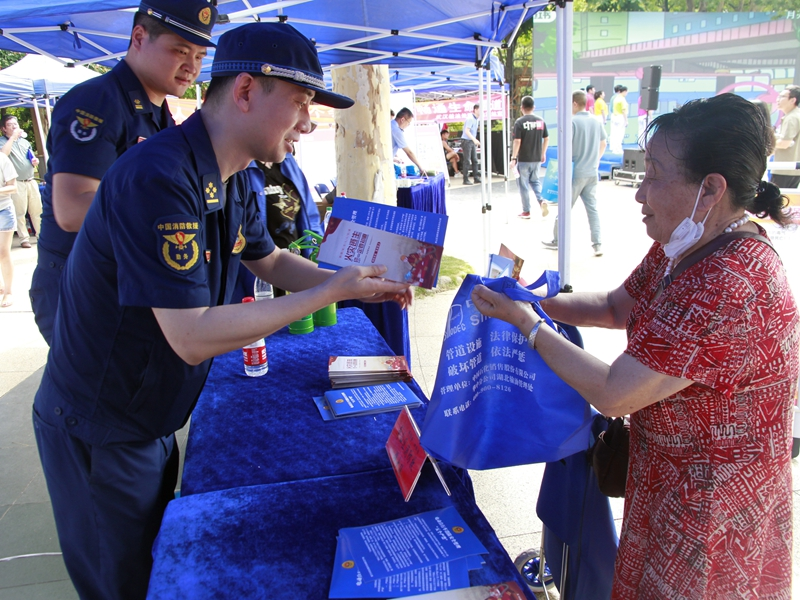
[686,0,694,11]
[30,106,49,176]
[331,65,395,204]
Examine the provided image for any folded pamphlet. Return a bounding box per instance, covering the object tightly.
[323,382,421,419]
[329,507,488,598]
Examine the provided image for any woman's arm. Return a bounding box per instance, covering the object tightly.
[471,285,690,417]
[540,283,635,330]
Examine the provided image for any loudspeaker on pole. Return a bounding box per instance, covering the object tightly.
[641,65,662,90]
[640,88,660,112]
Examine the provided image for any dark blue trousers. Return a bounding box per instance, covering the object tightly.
[33,408,179,600]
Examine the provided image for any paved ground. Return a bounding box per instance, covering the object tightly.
[1,175,799,598]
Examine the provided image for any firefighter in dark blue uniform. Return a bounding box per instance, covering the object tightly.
[30,0,217,345]
[32,22,411,600]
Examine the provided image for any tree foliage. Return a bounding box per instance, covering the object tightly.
[0,50,24,70]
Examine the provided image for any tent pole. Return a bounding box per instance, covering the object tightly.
[43,94,52,130]
[195,84,202,110]
[504,87,511,225]
[486,69,493,215]
[556,0,574,292]
[479,66,489,277]
[479,67,487,205]
[503,88,509,197]
[31,97,49,164]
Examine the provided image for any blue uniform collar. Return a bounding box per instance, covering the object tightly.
[111,59,175,128]
[180,111,225,213]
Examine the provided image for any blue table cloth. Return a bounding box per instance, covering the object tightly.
[396,173,447,214]
[338,300,410,365]
[149,467,535,599]
[181,307,425,496]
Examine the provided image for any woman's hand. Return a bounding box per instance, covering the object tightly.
[471,284,537,335]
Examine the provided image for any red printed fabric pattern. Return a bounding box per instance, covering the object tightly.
[615,233,799,599]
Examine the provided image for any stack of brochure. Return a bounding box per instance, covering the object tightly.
[328,355,412,389]
[313,381,422,421]
[328,507,489,598]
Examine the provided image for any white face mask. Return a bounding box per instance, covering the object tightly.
[662,177,711,259]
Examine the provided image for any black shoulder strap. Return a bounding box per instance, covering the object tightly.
[663,231,776,288]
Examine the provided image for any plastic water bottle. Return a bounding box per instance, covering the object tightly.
[254,278,273,301]
[241,297,268,376]
[323,206,333,232]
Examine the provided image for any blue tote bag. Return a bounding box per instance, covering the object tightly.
[419,272,594,470]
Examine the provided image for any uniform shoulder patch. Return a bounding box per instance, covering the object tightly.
[155,216,203,273]
[232,224,246,255]
[69,108,104,143]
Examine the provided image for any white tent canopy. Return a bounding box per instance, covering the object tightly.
[0,53,99,99]
[0,53,100,124]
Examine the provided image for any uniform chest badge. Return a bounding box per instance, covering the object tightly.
[155,217,202,272]
[232,224,246,255]
[69,109,104,143]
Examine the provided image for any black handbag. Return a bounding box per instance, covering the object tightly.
[591,417,630,498]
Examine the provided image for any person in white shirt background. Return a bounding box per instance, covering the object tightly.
[0,151,18,307]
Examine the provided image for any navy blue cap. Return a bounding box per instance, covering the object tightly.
[211,23,354,109]
[138,0,218,48]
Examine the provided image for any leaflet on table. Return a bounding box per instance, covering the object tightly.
[329,355,411,375]
[335,506,488,582]
[317,217,443,289]
[328,197,448,246]
[390,580,529,599]
[328,546,472,598]
[329,355,412,388]
[312,396,336,421]
[323,382,422,419]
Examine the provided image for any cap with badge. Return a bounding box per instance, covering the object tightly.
[210,23,354,109]
[138,0,218,48]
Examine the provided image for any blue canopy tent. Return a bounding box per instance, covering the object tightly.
[0,1,535,71]
[0,53,99,100]
[0,72,34,108]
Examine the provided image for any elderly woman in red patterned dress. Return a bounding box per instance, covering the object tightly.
[471,93,798,599]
